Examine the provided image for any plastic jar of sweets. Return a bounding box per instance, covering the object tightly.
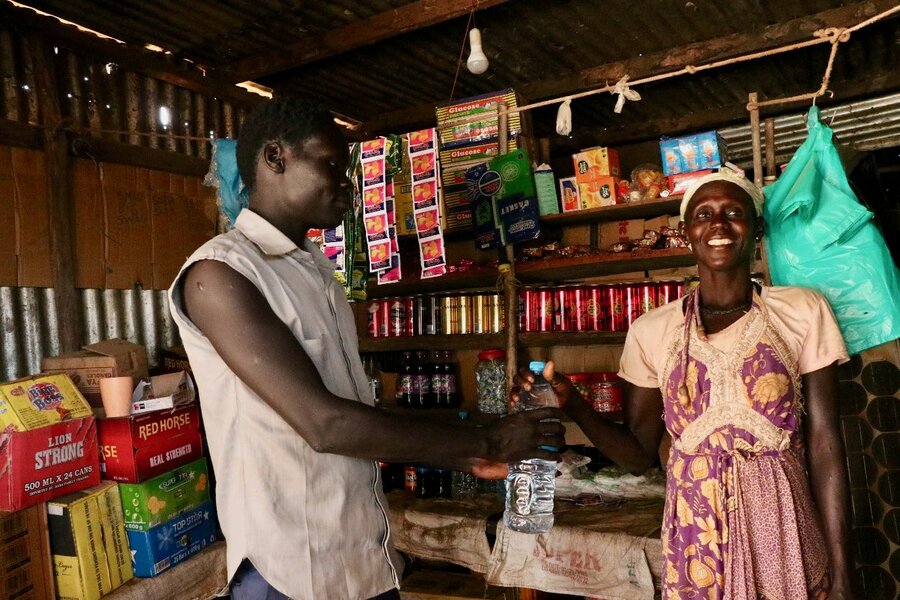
[589,372,623,413]
[567,373,592,403]
[475,348,507,414]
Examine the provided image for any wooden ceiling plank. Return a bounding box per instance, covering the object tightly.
[232,0,513,83]
[2,3,263,107]
[362,0,900,135]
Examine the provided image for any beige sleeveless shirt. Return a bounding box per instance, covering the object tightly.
[168,209,401,599]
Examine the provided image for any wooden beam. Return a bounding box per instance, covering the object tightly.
[70,135,210,178]
[362,0,900,135]
[231,0,513,83]
[0,119,210,177]
[2,3,263,108]
[30,33,80,352]
[0,119,42,150]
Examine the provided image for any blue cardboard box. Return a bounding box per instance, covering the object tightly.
[659,131,726,175]
[126,501,217,577]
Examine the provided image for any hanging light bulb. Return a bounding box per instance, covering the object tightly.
[466,28,489,75]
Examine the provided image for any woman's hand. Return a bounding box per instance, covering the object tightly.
[509,360,579,412]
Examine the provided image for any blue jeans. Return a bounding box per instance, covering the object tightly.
[230,560,400,600]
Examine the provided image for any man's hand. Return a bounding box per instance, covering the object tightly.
[482,407,565,464]
[471,460,508,480]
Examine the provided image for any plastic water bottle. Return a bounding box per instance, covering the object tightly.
[504,361,558,534]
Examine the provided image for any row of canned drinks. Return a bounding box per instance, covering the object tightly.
[367,280,685,337]
[367,293,506,337]
[519,280,685,332]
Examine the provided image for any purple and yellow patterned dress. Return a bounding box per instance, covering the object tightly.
[660,289,830,599]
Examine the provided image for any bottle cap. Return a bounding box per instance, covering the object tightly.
[478,348,506,360]
[529,361,546,373]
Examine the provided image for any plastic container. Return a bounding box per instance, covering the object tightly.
[589,372,623,413]
[504,361,557,534]
[475,349,507,414]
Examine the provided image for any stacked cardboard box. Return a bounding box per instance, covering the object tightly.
[41,340,149,409]
[0,374,101,511]
[571,147,621,210]
[118,458,215,577]
[435,89,532,231]
[47,482,133,600]
[0,503,55,599]
[98,405,203,483]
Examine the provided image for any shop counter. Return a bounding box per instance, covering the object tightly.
[386,491,664,599]
[103,541,227,600]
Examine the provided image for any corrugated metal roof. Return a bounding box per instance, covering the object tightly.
[14,0,900,142]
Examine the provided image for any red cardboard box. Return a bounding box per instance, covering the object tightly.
[0,418,101,512]
[97,405,202,483]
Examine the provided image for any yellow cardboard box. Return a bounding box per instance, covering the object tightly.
[577,176,618,209]
[0,373,93,432]
[48,481,133,600]
[572,146,621,182]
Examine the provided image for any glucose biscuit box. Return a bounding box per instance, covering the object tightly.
[117,458,210,531]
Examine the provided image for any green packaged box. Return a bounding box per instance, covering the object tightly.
[118,457,211,531]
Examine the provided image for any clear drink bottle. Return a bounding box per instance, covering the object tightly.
[503,361,558,534]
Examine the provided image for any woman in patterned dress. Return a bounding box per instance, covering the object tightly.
[516,170,856,599]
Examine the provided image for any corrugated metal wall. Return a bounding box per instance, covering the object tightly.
[1,25,227,381]
[0,287,177,381]
[721,91,900,167]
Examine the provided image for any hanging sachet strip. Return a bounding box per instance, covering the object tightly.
[407,128,447,279]
[361,138,391,272]
[377,179,403,284]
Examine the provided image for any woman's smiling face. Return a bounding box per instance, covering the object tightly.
[683,181,762,272]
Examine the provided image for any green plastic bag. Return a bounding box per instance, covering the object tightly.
[763,107,900,355]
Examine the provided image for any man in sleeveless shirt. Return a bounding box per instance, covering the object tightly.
[168,98,565,600]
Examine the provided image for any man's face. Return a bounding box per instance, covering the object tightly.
[683,181,760,272]
[281,126,352,229]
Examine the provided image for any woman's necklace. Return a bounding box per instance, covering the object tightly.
[699,301,752,316]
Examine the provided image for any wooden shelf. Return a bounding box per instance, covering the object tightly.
[539,196,682,227]
[367,248,695,297]
[516,247,695,283]
[367,269,498,297]
[358,330,627,352]
[359,333,504,352]
[519,331,627,346]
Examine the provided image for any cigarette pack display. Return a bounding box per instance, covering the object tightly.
[117,458,210,531]
[98,405,203,483]
[47,482,133,600]
[126,501,217,577]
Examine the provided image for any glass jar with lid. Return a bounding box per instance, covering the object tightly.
[475,348,507,414]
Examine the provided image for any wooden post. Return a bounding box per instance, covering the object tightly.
[30,34,80,352]
[748,92,763,187]
[497,102,519,385]
[764,118,776,181]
